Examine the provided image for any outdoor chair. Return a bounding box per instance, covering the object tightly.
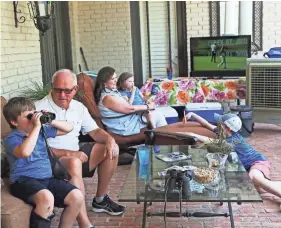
[1,96,32,228]
[75,73,216,156]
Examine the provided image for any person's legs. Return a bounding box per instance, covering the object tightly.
[47,178,83,228]
[88,143,118,197]
[31,189,55,219]
[85,143,125,215]
[149,110,167,128]
[10,177,55,228]
[59,189,83,228]
[249,168,281,198]
[57,157,93,228]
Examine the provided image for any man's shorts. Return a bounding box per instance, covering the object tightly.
[79,142,96,178]
[10,176,77,208]
[250,160,271,180]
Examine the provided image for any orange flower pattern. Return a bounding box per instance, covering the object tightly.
[224,81,238,90]
[201,84,211,97]
[177,91,190,104]
[141,78,246,105]
[225,91,237,100]
[161,81,174,91]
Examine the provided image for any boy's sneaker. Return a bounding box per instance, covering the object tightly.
[92,195,125,216]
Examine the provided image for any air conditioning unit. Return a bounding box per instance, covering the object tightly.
[246,58,281,125]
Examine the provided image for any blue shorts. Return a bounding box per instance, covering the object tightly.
[10,176,76,208]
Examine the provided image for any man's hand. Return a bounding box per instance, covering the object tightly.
[105,136,119,160]
[75,151,88,163]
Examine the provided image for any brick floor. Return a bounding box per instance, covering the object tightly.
[51,123,281,228]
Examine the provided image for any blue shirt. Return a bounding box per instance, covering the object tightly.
[4,125,57,183]
[225,132,267,169]
[98,88,145,136]
[119,87,145,105]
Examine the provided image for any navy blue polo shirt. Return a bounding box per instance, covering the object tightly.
[4,125,57,183]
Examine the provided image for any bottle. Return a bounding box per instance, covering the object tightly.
[167,68,173,80]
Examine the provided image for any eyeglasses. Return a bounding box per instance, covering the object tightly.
[53,87,76,94]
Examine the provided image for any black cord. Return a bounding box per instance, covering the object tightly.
[41,126,71,181]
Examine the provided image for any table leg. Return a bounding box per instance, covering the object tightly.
[142,201,148,228]
[142,184,149,228]
[228,202,235,228]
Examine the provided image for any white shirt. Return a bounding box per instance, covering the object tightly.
[35,93,99,151]
[211,44,216,52]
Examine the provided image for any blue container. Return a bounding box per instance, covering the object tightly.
[185,103,223,124]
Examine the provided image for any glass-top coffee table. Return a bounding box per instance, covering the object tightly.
[119,145,262,228]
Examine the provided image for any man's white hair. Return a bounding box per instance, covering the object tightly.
[52,69,77,85]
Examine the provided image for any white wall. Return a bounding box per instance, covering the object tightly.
[75,1,133,75]
[0,1,42,99]
[140,1,178,79]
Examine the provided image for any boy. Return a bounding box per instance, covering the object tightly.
[182,112,281,201]
[3,97,84,228]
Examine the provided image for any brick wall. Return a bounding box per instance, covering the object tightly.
[262,1,281,51]
[186,1,210,74]
[0,1,42,99]
[76,1,133,75]
[69,1,82,73]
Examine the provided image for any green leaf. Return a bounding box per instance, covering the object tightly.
[213,82,225,91]
[19,81,51,101]
[168,92,177,104]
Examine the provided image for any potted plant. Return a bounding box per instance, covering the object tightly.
[200,126,233,169]
[20,81,51,101]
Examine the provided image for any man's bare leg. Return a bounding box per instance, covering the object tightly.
[59,157,92,228]
[59,189,83,228]
[88,143,118,197]
[249,168,281,198]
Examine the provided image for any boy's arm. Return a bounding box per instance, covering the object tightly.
[49,120,73,136]
[179,132,216,143]
[14,113,42,158]
[184,112,217,132]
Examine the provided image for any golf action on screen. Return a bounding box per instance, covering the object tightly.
[190,35,251,77]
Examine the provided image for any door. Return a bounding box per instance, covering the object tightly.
[40,1,73,85]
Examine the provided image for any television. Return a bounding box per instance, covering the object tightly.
[190,35,251,78]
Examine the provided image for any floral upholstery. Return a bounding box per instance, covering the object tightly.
[141,77,246,106]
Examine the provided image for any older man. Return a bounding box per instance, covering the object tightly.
[35,69,125,228]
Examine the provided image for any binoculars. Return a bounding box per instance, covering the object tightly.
[165,169,193,198]
[27,111,56,124]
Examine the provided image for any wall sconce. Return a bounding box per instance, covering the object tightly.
[13,1,55,35]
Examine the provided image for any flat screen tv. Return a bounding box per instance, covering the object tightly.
[190,35,251,77]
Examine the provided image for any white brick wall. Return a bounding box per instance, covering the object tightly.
[69,1,82,73]
[186,1,210,74]
[0,1,42,99]
[262,1,281,52]
[76,1,133,75]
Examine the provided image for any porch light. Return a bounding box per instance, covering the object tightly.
[13,1,55,35]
